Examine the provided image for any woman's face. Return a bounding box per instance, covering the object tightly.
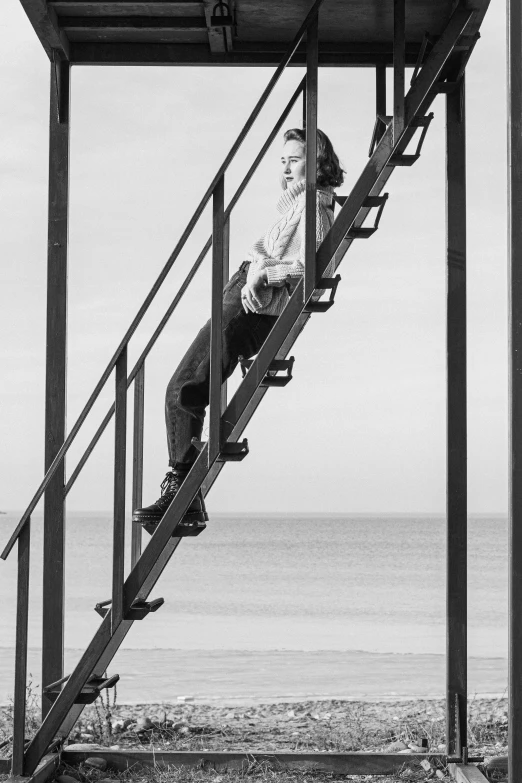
[281,139,306,187]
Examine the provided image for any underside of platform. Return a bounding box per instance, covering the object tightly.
[20,0,489,65]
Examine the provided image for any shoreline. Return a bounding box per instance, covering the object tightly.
[0,692,509,709]
[0,648,509,707]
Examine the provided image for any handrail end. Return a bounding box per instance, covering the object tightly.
[1,540,15,560]
[1,516,30,560]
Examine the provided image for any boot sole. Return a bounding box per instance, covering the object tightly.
[134,511,208,538]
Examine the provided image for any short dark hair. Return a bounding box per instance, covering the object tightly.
[283,128,345,188]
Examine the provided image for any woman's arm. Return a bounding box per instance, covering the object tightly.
[241,199,334,311]
[263,200,334,287]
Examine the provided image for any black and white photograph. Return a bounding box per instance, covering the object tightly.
[0,1,517,781]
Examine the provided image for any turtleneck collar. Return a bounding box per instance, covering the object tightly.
[276,180,334,214]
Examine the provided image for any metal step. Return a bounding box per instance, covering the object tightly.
[348,194,389,238]
[94,597,165,620]
[43,674,119,705]
[192,437,249,462]
[240,356,295,387]
[389,153,419,166]
[304,274,341,313]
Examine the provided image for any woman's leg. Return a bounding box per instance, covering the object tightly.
[133,264,277,531]
[165,266,277,467]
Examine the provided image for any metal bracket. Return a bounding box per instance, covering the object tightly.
[192,437,249,461]
[95,597,165,620]
[51,50,69,125]
[389,112,434,166]
[410,31,436,85]
[368,115,389,157]
[52,50,61,123]
[348,194,389,239]
[240,356,295,387]
[304,274,341,313]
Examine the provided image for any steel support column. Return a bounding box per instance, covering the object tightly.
[508,0,522,780]
[393,0,405,142]
[445,75,467,757]
[42,54,70,719]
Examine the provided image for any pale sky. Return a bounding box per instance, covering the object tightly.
[0,0,509,514]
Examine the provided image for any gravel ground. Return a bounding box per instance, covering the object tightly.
[0,696,508,782]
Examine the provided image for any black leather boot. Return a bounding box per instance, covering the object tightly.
[132,469,208,537]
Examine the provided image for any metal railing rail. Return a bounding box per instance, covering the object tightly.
[1,0,324,562]
[62,75,305,501]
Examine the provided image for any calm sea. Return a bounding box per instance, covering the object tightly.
[0,512,509,704]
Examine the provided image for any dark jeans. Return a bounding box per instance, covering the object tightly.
[165,263,278,467]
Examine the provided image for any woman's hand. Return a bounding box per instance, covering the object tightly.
[241,269,268,313]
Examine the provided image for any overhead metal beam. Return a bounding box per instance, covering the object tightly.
[49,0,202,11]
[68,41,422,66]
[58,16,208,29]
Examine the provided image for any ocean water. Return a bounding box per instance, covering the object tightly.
[0,512,509,704]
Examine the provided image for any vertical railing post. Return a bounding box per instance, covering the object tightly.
[302,77,307,129]
[508,1,522,781]
[393,0,405,143]
[12,519,31,777]
[42,53,70,720]
[304,12,318,301]
[112,347,127,627]
[376,64,386,145]
[131,364,145,569]
[209,176,225,464]
[221,218,230,414]
[445,74,467,758]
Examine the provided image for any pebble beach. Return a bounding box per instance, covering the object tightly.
[0,696,509,781]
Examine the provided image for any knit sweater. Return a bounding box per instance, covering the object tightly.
[242,180,336,316]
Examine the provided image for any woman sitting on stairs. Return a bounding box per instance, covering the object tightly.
[132,127,344,536]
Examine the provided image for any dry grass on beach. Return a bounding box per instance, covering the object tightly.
[0,695,509,782]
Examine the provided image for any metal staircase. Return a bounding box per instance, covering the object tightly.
[2,0,480,776]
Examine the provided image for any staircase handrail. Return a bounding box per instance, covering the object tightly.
[1,0,324,561]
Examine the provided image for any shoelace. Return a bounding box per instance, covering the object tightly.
[160,471,181,496]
